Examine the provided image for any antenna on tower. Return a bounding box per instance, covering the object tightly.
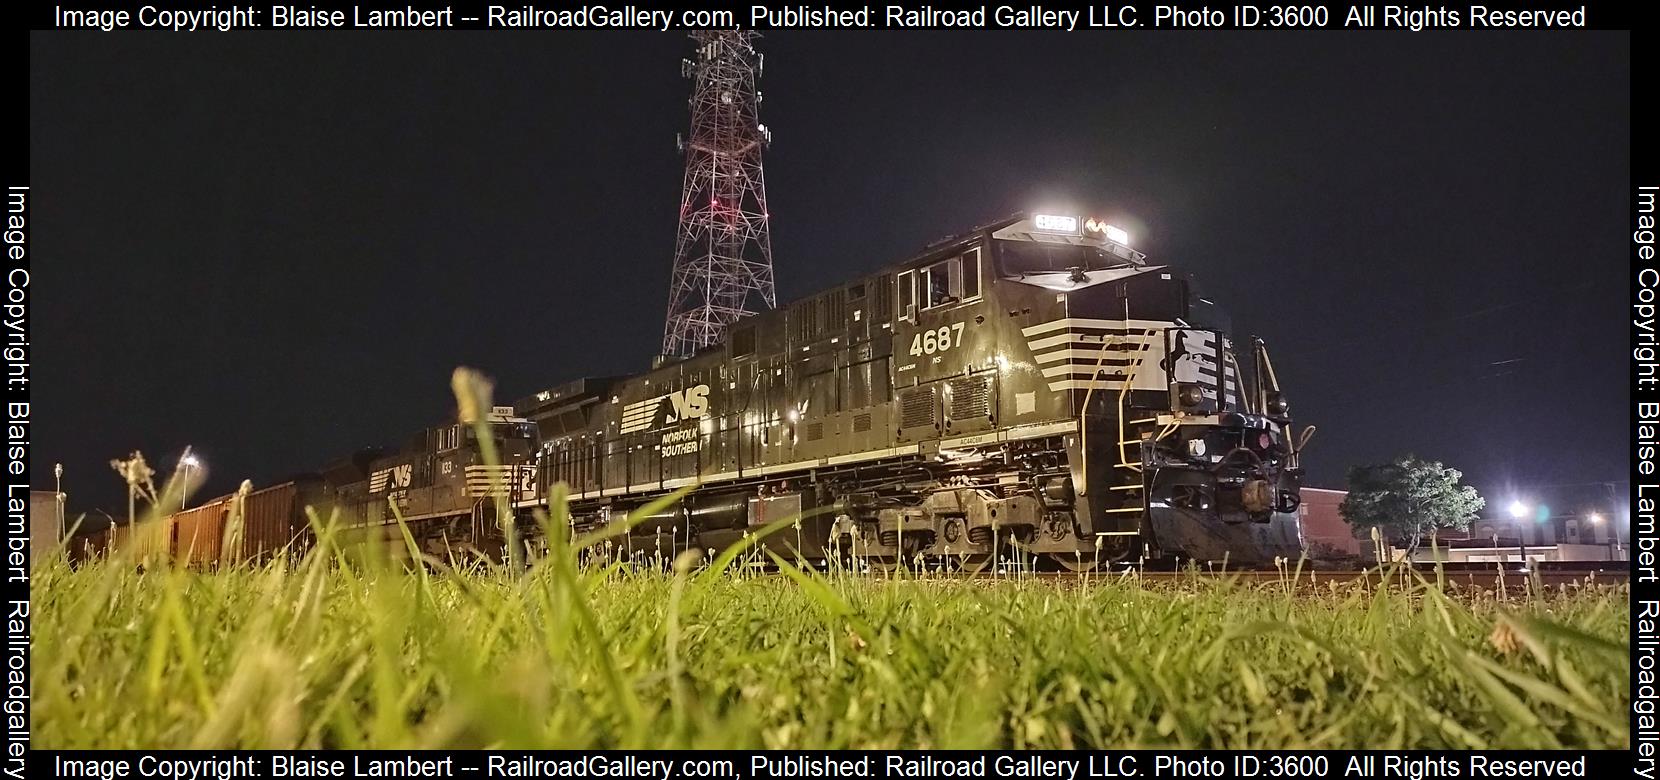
[661,31,777,359]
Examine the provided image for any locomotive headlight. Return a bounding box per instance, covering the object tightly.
[1104,224,1130,245]
[1187,438,1207,458]
[1177,383,1205,408]
[1034,214,1080,233]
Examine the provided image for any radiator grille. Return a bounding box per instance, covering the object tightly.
[806,422,824,441]
[853,413,873,433]
[900,388,935,430]
[948,375,992,421]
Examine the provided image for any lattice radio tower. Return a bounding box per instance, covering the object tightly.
[661,31,776,357]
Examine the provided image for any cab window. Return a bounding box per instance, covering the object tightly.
[923,259,956,309]
[960,248,981,301]
[922,249,982,309]
[897,270,916,320]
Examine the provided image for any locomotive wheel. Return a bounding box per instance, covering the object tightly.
[826,536,860,576]
[1096,534,1145,564]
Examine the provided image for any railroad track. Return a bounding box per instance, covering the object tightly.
[954,564,1629,589]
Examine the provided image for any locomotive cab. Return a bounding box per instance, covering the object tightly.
[990,214,1306,564]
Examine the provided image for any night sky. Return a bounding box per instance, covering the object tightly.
[30,31,1630,516]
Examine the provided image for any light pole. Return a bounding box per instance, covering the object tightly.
[179,451,200,510]
[1508,500,1530,566]
[1588,512,1619,561]
[53,463,63,541]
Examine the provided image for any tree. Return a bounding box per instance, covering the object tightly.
[1340,455,1485,556]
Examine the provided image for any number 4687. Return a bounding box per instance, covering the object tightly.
[909,323,965,357]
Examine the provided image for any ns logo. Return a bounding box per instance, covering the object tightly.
[620,383,713,435]
[665,384,710,423]
[370,463,413,493]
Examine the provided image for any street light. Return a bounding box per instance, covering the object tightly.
[1586,512,1619,560]
[1505,500,1532,567]
[179,451,201,510]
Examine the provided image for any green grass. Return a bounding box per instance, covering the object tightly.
[41,371,1630,749]
[34,534,1630,750]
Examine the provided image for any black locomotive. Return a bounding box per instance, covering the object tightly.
[95,212,1306,571]
[316,407,540,560]
[515,213,1308,569]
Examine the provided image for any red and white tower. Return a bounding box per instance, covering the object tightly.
[661,31,776,357]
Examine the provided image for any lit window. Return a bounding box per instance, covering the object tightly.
[923,259,957,309]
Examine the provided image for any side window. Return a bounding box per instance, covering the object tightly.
[897,270,916,321]
[960,248,982,301]
[923,258,960,309]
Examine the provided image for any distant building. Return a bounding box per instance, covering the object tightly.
[1412,512,1626,564]
[1297,487,1365,560]
[1297,486,1626,564]
[28,490,63,564]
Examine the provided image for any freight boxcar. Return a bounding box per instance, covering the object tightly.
[107,478,331,567]
[237,480,321,563]
[65,526,109,566]
[108,516,174,562]
[171,499,231,566]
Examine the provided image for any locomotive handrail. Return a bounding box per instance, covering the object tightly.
[1114,329,1160,472]
[1254,339,1303,470]
[1077,327,1159,498]
[1076,332,1124,496]
[1224,348,1251,415]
